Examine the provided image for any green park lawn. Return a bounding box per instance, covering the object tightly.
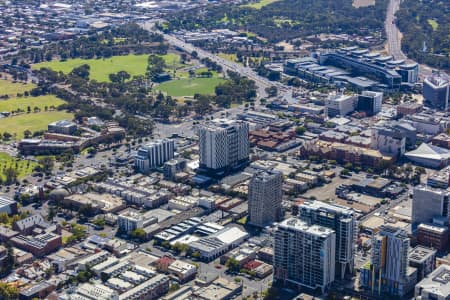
[243,0,280,9]
[33,53,182,82]
[0,79,36,97]
[0,80,69,137]
[0,152,38,180]
[0,95,65,113]
[161,53,185,68]
[0,111,74,139]
[157,77,225,97]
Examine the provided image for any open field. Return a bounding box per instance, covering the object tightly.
[33,55,148,82]
[33,53,182,82]
[0,111,74,139]
[0,95,65,113]
[273,18,299,27]
[0,79,35,97]
[243,0,280,9]
[352,0,375,8]
[157,77,225,97]
[218,53,240,63]
[0,152,38,180]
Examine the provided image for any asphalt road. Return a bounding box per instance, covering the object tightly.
[385,0,433,78]
[385,0,406,61]
[137,21,295,140]
[139,21,293,101]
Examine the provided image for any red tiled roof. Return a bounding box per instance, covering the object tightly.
[244,260,262,270]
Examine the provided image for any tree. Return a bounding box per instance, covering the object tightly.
[193,94,212,115]
[161,240,171,249]
[262,286,279,300]
[44,267,54,279]
[70,64,90,80]
[169,283,180,293]
[0,243,14,276]
[93,218,106,227]
[295,126,306,136]
[87,147,97,156]
[2,132,12,141]
[0,282,18,300]
[416,166,426,174]
[23,130,32,139]
[340,169,351,176]
[214,71,257,105]
[375,159,393,173]
[0,213,9,225]
[265,86,278,98]
[130,228,146,241]
[109,70,131,84]
[325,122,335,128]
[146,55,166,81]
[47,206,56,221]
[180,53,187,63]
[78,204,95,218]
[19,193,31,205]
[76,268,93,283]
[395,0,450,72]
[225,258,240,273]
[39,156,54,175]
[171,242,189,254]
[4,168,17,185]
[344,162,353,170]
[267,71,281,81]
[70,223,86,241]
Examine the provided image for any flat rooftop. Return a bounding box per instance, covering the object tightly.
[299,200,354,215]
[409,246,436,263]
[65,192,124,211]
[416,265,450,297]
[279,218,334,238]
